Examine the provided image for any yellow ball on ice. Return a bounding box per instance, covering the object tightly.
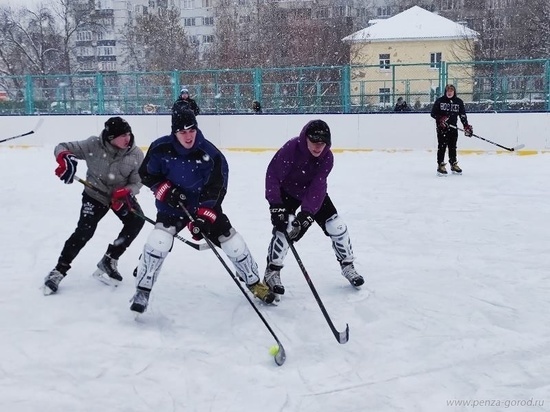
[268,345,279,356]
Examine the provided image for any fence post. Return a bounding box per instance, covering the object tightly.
[342,65,350,113]
[96,72,104,114]
[25,75,33,114]
[172,70,179,101]
[253,67,262,104]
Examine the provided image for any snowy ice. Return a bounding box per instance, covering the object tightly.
[0,147,548,412]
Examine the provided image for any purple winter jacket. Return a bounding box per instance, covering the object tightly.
[265,120,333,215]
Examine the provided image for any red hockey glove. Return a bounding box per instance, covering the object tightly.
[437,116,449,130]
[464,124,473,137]
[155,181,187,209]
[111,187,132,214]
[188,207,217,240]
[55,151,78,184]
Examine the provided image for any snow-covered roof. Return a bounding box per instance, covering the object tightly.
[342,6,479,43]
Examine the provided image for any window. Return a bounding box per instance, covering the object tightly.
[379,88,390,103]
[96,0,113,9]
[441,0,462,10]
[77,47,94,57]
[377,6,391,17]
[187,35,199,45]
[77,31,92,41]
[182,0,193,9]
[202,0,212,6]
[99,61,116,71]
[332,6,346,17]
[203,16,214,25]
[203,35,214,44]
[184,17,196,26]
[316,8,328,19]
[98,46,114,56]
[430,52,442,69]
[379,54,390,70]
[79,61,96,71]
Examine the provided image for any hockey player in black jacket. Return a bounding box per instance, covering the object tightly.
[171,87,200,116]
[430,84,473,175]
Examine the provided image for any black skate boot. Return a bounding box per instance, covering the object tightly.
[341,262,364,287]
[450,161,462,174]
[130,288,151,314]
[264,264,285,295]
[93,253,123,286]
[43,262,70,295]
[437,162,448,176]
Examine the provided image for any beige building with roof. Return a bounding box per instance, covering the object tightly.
[342,6,479,110]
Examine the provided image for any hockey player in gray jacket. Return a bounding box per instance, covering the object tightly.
[44,117,145,295]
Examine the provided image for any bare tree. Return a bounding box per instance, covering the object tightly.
[121,7,194,72]
[0,5,63,76]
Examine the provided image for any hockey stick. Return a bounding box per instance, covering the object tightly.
[449,124,525,152]
[0,117,44,143]
[284,233,349,344]
[74,176,208,251]
[179,201,286,366]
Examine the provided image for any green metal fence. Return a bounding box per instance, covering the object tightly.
[0,59,548,115]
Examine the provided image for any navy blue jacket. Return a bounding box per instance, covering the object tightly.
[139,129,228,218]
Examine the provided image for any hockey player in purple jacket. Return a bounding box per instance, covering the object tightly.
[263,119,364,297]
[129,109,275,313]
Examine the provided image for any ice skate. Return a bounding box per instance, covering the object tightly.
[264,265,285,295]
[43,269,65,295]
[92,254,122,286]
[130,288,151,314]
[450,161,462,175]
[341,263,364,288]
[437,162,448,177]
[247,281,276,304]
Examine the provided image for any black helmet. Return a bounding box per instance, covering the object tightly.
[172,109,197,133]
[103,116,131,140]
[305,120,331,145]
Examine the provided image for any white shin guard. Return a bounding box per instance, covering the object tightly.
[267,230,290,268]
[325,214,354,264]
[135,224,174,290]
[220,229,260,285]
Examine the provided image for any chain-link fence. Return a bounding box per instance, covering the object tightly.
[0,59,548,115]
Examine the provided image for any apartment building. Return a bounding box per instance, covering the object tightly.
[72,0,521,74]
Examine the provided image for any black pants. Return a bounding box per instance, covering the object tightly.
[279,191,338,235]
[58,192,145,267]
[437,127,459,165]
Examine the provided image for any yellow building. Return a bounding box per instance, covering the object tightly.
[342,6,478,109]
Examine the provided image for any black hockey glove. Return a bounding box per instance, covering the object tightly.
[269,205,288,232]
[464,124,473,137]
[155,181,187,209]
[288,211,314,242]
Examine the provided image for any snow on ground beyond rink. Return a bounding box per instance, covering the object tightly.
[0,148,549,412]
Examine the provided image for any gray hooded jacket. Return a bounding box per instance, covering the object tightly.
[54,132,144,205]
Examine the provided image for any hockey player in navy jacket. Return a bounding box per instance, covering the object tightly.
[130,109,275,313]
